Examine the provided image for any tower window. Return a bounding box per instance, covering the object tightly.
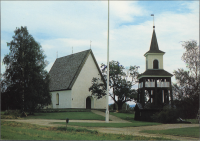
[153,60,158,69]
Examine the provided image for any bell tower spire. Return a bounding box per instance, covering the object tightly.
[144,19,165,70]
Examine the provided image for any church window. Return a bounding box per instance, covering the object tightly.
[153,59,159,69]
[56,93,59,105]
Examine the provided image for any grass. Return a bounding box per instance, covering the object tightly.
[1,121,170,140]
[110,112,161,126]
[110,112,135,121]
[185,119,199,124]
[52,121,160,128]
[25,112,105,120]
[51,112,160,128]
[140,127,200,138]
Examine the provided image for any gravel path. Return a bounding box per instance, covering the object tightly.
[91,110,131,123]
[87,124,200,140]
[2,110,200,140]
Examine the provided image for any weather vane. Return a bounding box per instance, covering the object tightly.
[151,14,155,28]
[72,46,73,54]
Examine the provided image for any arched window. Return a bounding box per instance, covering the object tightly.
[56,93,59,105]
[153,60,158,69]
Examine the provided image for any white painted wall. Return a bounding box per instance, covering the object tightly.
[71,53,106,109]
[146,53,164,69]
[51,90,71,108]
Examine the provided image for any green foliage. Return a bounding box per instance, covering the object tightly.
[89,60,139,110]
[4,110,21,116]
[1,110,22,119]
[109,103,134,113]
[151,106,179,123]
[140,127,200,138]
[173,40,200,118]
[1,26,51,113]
[89,77,107,99]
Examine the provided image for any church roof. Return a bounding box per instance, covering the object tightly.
[49,49,103,92]
[144,29,165,56]
[138,69,173,79]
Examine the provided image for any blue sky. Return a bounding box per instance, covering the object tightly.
[1,1,199,104]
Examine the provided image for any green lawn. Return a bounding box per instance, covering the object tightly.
[50,112,161,128]
[52,121,160,128]
[110,112,135,121]
[185,119,199,124]
[110,112,161,126]
[1,121,170,140]
[140,127,200,138]
[25,112,105,120]
[25,111,160,127]
[51,112,160,128]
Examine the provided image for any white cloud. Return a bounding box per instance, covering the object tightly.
[109,1,146,22]
[1,1,199,84]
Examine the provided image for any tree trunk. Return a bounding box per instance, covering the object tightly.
[117,102,123,110]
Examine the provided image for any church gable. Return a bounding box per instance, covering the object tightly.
[49,50,90,92]
[71,52,105,108]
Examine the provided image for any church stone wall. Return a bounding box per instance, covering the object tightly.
[50,90,71,108]
[71,53,106,109]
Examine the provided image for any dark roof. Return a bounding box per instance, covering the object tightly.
[144,29,165,55]
[49,49,103,92]
[138,69,173,78]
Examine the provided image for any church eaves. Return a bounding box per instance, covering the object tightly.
[144,29,165,56]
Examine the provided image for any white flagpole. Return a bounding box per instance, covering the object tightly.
[105,0,110,123]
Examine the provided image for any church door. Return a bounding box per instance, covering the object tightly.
[86,97,91,109]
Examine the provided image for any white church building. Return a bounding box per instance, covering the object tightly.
[48,49,106,109]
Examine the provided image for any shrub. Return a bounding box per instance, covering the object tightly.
[2,110,22,119]
[151,106,179,123]
[118,110,134,113]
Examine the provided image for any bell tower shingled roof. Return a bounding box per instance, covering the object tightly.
[144,28,165,55]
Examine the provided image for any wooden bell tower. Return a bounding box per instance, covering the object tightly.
[135,26,173,121]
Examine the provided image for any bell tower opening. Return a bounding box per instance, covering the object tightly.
[153,59,158,69]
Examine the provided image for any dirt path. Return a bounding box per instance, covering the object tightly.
[2,110,200,140]
[2,119,199,140]
[91,110,131,123]
[87,124,200,140]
